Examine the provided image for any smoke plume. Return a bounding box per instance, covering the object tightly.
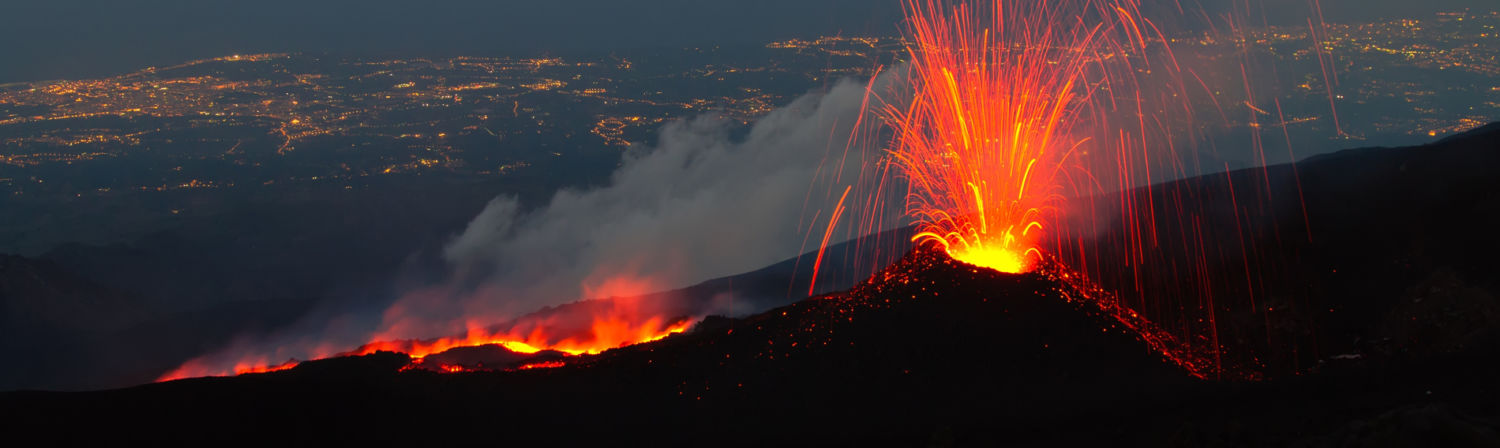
[373,71,908,340]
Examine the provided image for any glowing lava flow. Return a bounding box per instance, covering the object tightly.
[352,316,694,360]
[158,298,695,381]
[881,0,1149,274]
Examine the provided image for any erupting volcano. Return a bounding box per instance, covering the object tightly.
[5,0,1499,444]
[884,0,1107,274]
[148,0,1478,397]
[862,0,1202,281]
[166,0,1222,383]
[841,0,1319,381]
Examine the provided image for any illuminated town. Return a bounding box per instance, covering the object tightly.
[1,13,1495,201]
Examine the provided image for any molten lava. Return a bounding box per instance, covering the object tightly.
[159,294,695,381]
[882,0,1123,274]
[353,315,693,361]
[515,360,568,371]
[947,246,1028,274]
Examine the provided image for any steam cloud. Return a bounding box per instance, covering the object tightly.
[373,70,909,339]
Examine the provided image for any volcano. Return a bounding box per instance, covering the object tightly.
[5,125,1500,445]
[2,249,1213,445]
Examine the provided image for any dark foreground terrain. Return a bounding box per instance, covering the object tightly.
[3,125,1499,445]
[2,249,1498,446]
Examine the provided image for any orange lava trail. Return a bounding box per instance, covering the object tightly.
[810,186,854,295]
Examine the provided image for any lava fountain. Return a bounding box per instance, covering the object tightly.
[862,0,1328,379]
[882,0,1161,273]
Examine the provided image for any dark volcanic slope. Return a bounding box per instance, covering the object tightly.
[1071,122,1500,377]
[6,250,1498,446]
[0,251,1202,446]
[0,255,149,389]
[0,253,321,390]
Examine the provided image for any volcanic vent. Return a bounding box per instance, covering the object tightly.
[601,246,1234,383]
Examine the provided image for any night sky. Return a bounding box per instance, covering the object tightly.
[1,0,1492,84]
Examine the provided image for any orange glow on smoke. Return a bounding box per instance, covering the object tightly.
[356,289,695,361]
[235,360,300,375]
[354,312,693,361]
[884,0,1117,274]
[158,357,299,382]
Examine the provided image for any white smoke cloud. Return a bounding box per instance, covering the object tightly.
[375,70,910,339]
